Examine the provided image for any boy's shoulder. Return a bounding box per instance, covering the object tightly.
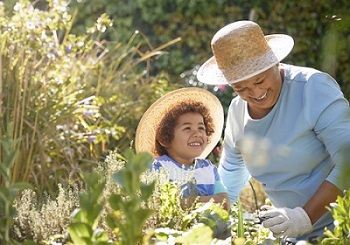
[195,158,216,168]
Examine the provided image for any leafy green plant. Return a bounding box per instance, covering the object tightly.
[11,149,278,244]
[322,189,350,244]
[68,171,109,245]
[230,201,271,245]
[107,150,155,245]
[158,182,182,228]
[189,202,232,240]
[0,123,32,244]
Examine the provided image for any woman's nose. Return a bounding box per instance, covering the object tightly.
[249,88,262,98]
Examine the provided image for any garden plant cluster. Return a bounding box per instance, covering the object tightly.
[0,1,349,245]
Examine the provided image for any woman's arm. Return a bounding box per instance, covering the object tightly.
[303,180,343,224]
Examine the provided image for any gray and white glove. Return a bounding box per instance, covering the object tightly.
[259,205,313,238]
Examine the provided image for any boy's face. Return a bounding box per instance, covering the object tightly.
[165,112,208,166]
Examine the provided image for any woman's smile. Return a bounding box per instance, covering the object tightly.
[253,90,268,101]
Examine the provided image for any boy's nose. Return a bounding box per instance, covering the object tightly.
[192,130,201,136]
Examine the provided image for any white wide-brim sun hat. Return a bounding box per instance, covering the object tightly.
[197,20,294,85]
[135,87,224,159]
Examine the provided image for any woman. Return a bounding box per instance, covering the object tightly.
[197,20,350,242]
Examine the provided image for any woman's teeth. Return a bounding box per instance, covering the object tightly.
[256,91,267,100]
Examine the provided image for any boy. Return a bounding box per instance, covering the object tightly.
[135,87,230,210]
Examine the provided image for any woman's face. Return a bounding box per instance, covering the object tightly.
[230,65,282,117]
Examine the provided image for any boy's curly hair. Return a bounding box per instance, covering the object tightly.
[154,100,215,156]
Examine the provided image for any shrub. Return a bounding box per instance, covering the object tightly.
[11,150,350,244]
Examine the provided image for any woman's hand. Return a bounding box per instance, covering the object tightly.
[259,205,313,238]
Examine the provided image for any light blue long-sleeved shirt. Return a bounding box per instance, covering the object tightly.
[219,64,350,239]
[153,155,227,196]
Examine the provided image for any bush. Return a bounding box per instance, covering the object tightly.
[9,150,350,244]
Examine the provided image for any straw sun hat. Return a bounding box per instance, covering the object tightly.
[197,20,294,85]
[135,87,224,159]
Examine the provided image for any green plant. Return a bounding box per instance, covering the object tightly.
[322,189,350,244]
[12,184,79,244]
[11,149,277,244]
[190,202,232,240]
[230,201,271,245]
[0,123,32,244]
[68,0,350,100]
[0,0,180,196]
[68,171,109,245]
[0,0,115,191]
[158,182,182,228]
[107,150,155,245]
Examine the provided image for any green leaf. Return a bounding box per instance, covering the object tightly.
[92,228,109,242]
[9,183,32,190]
[68,223,93,245]
[111,171,125,186]
[0,186,10,203]
[2,150,19,169]
[0,164,9,180]
[175,223,213,245]
[108,194,123,210]
[237,200,244,238]
[134,209,154,225]
[140,182,155,199]
[105,214,118,229]
[154,227,183,241]
[199,216,217,229]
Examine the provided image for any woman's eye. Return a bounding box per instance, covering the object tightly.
[256,78,264,85]
[234,88,245,92]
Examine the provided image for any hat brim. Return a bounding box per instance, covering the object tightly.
[197,34,294,85]
[135,87,224,159]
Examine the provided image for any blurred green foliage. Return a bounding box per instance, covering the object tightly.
[0,124,32,244]
[62,0,350,100]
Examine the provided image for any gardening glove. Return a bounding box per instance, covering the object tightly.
[259,205,313,238]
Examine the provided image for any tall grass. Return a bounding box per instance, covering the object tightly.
[0,0,179,193]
